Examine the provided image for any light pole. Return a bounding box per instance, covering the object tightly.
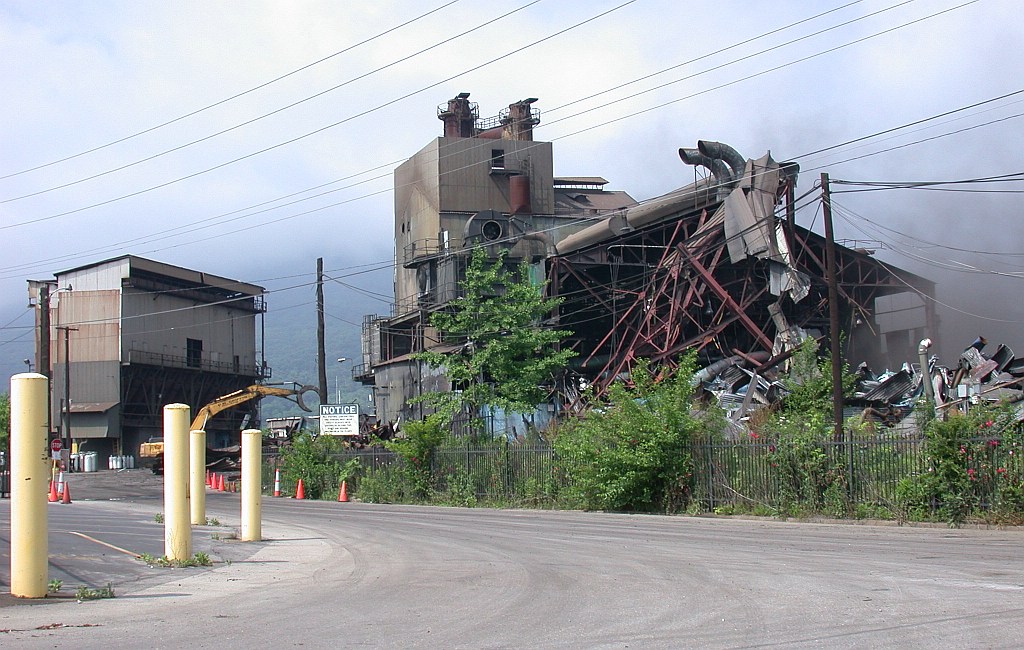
[335,357,347,403]
[23,358,32,372]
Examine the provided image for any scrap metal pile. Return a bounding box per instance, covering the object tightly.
[695,335,1024,437]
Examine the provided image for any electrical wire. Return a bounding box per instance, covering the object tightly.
[0,1,636,228]
[0,1,542,203]
[0,0,463,181]
[0,1,996,281]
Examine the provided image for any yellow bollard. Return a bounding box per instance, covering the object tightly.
[240,428,262,541]
[163,404,192,561]
[189,429,207,526]
[10,373,49,598]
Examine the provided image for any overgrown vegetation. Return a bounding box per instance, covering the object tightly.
[278,432,360,500]
[280,337,1024,525]
[896,401,1024,526]
[744,340,858,518]
[552,355,723,513]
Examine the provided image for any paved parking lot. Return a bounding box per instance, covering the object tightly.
[0,468,253,605]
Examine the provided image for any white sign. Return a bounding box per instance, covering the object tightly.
[320,403,359,436]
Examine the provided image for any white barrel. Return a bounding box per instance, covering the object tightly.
[85,452,98,473]
[108,455,114,470]
[127,454,135,469]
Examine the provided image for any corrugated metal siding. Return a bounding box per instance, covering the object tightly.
[57,258,129,292]
[121,289,258,372]
[53,290,120,363]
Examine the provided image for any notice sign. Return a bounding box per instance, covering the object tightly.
[320,403,359,436]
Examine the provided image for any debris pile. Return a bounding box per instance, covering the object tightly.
[696,336,1024,437]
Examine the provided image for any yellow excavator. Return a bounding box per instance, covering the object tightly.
[140,383,318,473]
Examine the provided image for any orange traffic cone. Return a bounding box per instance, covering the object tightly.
[273,469,281,497]
[295,478,306,500]
[61,481,72,504]
[337,480,349,503]
[48,480,59,502]
[206,469,211,487]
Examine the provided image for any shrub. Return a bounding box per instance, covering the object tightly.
[280,433,356,500]
[383,414,447,500]
[553,355,723,513]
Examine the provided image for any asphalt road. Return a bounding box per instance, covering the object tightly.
[1,470,1022,648]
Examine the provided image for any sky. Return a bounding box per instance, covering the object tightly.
[2,0,1023,381]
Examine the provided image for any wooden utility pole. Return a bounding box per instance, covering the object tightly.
[37,283,51,380]
[316,257,328,405]
[55,325,78,459]
[820,173,844,442]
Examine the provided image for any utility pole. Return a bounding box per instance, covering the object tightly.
[820,173,844,443]
[55,325,78,466]
[37,283,51,380]
[316,257,328,405]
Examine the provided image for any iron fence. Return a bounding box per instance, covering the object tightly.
[322,436,1023,516]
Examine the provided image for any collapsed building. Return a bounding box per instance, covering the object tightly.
[356,93,938,435]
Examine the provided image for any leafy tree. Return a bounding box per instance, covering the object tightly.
[0,392,9,451]
[416,248,576,432]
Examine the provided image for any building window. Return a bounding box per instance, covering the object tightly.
[490,149,505,169]
[186,338,203,368]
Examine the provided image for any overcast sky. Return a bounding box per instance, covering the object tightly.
[2,0,1023,378]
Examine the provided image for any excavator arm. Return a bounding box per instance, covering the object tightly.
[189,384,318,432]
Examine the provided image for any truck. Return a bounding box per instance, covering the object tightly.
[141,383,318,473]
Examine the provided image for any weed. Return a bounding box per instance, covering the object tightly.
[153,513,164,524]
[138,552,214,568]
[76,583,115,601]
[47,579,63,594]
[205,517,220,526]
[193,552,212,566]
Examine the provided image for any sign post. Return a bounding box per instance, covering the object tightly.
[319,404,359,436]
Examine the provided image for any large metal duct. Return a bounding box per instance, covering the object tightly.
[679,147,734,188]
[697,140,746,182]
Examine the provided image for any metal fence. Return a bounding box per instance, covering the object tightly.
[329,436,1023,515]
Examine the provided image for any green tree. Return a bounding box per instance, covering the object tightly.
[0,392,9,451]
[416,248,576,432]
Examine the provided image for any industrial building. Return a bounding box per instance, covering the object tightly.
[28,255,268,457]
[356,93,935,434]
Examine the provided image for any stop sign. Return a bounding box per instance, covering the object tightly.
[50,438,63,453]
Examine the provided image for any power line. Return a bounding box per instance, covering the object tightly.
[0,1,989,278]
[0,1,636,229]
[0,0,462,181]
[0,1,541,203]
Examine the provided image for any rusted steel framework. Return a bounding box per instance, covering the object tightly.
[548,183,935,403]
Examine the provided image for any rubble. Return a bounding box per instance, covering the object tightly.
[695,335,1024,437]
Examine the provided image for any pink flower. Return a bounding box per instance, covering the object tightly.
[967,468,977,481]
[749,432,760,440]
